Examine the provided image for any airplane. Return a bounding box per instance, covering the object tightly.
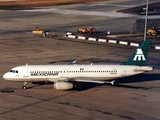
[3,40,153,90]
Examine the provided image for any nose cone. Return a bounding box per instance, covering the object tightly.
[3,73,11,80]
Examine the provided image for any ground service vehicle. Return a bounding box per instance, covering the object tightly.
[78,27,96,33]
[32,27,44,35]
[43,31,58,38]
[147,27,160,37]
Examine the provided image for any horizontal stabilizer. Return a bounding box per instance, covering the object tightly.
[134,66,153,72]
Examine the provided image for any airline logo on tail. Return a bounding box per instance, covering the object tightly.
[133,48,145,61]
[122,40,151,66]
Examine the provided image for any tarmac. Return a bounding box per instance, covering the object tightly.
[0,0,160,120]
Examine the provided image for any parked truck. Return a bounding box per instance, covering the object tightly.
[147,27,160,37]
[78,27,96,33]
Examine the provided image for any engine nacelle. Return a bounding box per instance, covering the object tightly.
[53,82,73,90]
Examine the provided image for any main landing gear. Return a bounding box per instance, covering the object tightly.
[22,82,27,90]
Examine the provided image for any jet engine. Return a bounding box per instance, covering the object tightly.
[53,81,74,90]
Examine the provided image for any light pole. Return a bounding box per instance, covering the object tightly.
[144,0,149,41]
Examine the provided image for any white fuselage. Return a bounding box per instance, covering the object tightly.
[3,64,153,82]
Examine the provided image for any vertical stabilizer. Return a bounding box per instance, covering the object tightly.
[122,40,151,66]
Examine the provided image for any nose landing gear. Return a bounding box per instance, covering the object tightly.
[22,82,27,90]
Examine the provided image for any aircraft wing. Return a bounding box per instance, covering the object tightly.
[69,78,115,85]
[73,79,106,84]
[48,76,115,84]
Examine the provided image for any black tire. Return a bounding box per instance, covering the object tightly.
[22,86,26,90]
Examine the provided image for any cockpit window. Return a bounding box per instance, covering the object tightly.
[10,70,18,73]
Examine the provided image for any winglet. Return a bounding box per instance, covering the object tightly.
[68,60,76,65]
[110,80,115,85]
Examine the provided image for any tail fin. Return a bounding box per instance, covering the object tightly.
[122,40,151,66]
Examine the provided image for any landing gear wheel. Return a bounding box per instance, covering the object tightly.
[22,82,27,90]
[22,86,26,90]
